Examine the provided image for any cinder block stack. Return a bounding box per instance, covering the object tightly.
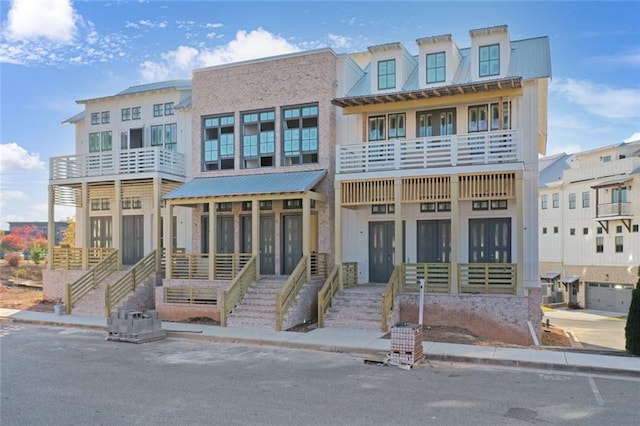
[389,322,423,366]
[107,309,167,343]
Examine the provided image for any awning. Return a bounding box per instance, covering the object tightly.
[560,275,580,284]
[540,271,561,280]
[164,169,327,200]
[591,175,633,189]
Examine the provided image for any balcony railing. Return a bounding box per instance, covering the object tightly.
[336,130,521,174]
[50,147,186,180]
[596,202,632,217]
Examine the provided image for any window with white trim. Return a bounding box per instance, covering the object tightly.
[377,59,396,90]
[426,52,445,83]
[479,44,500,77]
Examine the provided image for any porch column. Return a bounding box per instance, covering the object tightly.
[334,181,343,290]
[47,185,55,270]
[252,198,260,278]
[114,180,122,270]
[393,178,403,266]
[450,175,459,294]
[516,172,525,295]
[209,200,216,280]
[165,202,174,278]
[82,182,89,270]
[153,177,161,271]
[303,194,311,281]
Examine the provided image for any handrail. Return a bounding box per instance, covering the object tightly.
[220,256,257,327]
[65,250,118,314]
[275,256,308,331]
[380,265,401,332]
[317,265,341,328]
[104,250,157,317]
[53,247,115,270]
[458,263,517,294]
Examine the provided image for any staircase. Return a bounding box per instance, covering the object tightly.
[322,285,386,331]
[226,276,289,329]
[70,271,128,317]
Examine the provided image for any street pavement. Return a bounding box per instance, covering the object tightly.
[1,307,639,377]
[543,308,626,351]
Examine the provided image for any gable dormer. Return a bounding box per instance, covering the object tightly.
[469,25,511,81]
[367,42,416,94]
[416,34,462,88]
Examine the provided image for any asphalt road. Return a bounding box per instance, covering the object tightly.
[543,309,627,351]
[2,324,639,425]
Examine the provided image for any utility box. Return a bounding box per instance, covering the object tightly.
[389,322,423,366]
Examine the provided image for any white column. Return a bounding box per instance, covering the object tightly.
[153,177,161,270]
[47,185,55,270]
[394,178,403,266]
[334,182,343,290]
[209,200,216,280]
[252,199,260,278]
[166,202,174,278]
[114,180,122,270]
[450,175,459,294]
[82,182,89,270]
[303,195,311,281]
[516,172,525,295]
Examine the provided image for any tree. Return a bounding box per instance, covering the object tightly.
[61,217,76,247]
[625,267,640,355]
[29,238,48,265]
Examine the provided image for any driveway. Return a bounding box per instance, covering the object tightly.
[543,308,627,351]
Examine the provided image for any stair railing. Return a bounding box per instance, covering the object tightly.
[317,265,341,328]
[104,250,157,317]
[64,249,118,314]
[220,256,257,327]
[275,256,308,331]
[381,265,402,332]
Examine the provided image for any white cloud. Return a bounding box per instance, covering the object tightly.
[1,190,28,200]
[3,0,77,44]
[328,33,350,49]
[139,28,300,82]
[550,78,640,120]
[0,143,45,172]
[206,23,223,29]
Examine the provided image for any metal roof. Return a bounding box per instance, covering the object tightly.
[541,271,561,280]
[116,79,192,96]
[560,275,580,284]
[62,111,85,124]
[164,169,327,200]
[539,153,570,188]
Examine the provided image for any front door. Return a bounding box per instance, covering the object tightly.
[369,221,401,283]
[91,217,112,248]
[122,215,143,265]
[417,220,451,262]
[468,218,511,263]
[260,215,275,275]
[240,215,252,253]
[282,214,302,275]
[216,216,234,253]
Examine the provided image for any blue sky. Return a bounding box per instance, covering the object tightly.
[1,0,639,229]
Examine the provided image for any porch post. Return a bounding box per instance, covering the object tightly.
[209,200,216,280]
[393,178,403,266]
[166,202,174,278]
[153,177,161,271]
[114,179,122,270]
[516,171,525,295]
[302,194,311,281]
[47,185,55,270]
[450,175,459,294]
[82,182,89,270]
[334,181,343,290]
[252,198,260,278]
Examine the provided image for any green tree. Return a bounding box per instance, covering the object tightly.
[61,217,76,247]
[29,239,48,265]
[625,267,640,355]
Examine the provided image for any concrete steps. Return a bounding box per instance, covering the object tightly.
[70,271,128,317]
[322,285,386,331]
[226,276,289,329]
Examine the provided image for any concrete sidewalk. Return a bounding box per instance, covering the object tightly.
[1,307,639,377]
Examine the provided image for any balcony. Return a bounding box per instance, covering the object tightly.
[596,202,632,218]
[336,130,521,174]
[50,147,186,181]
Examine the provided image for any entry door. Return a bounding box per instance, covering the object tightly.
[122,215,144,265]
[282,215,302,275]
[216,216,234,253]
[417,220,451,263]
[468,218,511,263]
[91,217,112,248]
[369,221,404,283]
[260,215,275,274]
[240,216,252,253]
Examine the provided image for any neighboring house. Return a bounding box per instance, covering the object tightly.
[7,221,68,246]
[44,80,193,302]
[539,139,640,313]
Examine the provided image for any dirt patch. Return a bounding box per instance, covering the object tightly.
[540,326,571,347]
[0,261,53,312]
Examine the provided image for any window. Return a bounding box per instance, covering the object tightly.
[89,132,101,153]
[570,228,575,236]
[542,227,547,234]
[122,197,142,210]
[91,198,110,211]
[468,105,487,132]
[101,111,110,124]
[426,52,445,83]
[601,155,611,162]
[151,125,163,146]
[101,131,112,151]
[132,107,141,120]
[437,202,451,212]
[491,200,508,210]
[553,226,558,234]
[282,104,318,165]
[120,131,128,150]
[217,202,232,212]
[472,200,489,210]
[633,224,639,232]
[203,114,235,170]
[91,113,100,125]
[583,228,589,235]
[541,194,548,209]
[242,110,275,168]
[388,113,406,139]
[616,225,623,233]
[164,102,174,116]
[368,116,385,141]
[582,191,590,208]
[552,193,559,208]
[596,237,604,253]
[164,123,177,151]
[121,108,131,121]
[615,236,623,253]
[242,201,252,211]
[260,200,272,210]
[479,44,500,77]
[377,59,396,90]
[568,193,576,209]
[612,187,628,203]
[284,199,302,210]
[153,104,163,117]
[420,202,436,212]
[372,205,387,214]
[597,227,603,234]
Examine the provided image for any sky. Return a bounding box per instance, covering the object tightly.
[0,0,639,230]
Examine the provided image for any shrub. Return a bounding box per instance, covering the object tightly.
[5,252,22,267]
[625,267,640,355]
[30,244,47,265]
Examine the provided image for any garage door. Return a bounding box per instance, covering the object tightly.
[586,283,633,313]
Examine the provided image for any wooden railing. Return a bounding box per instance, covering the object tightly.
[64,250,118,314]
[214,253,252,280]
[220,256,257,327]
[342,262,358,288]
[309,253,329,278]
[104,250,157,317]
[458,263,517,294]
[317,265,341,328]
[381,265,401,332]
[403,263,451,293]
[53,247,115,270]
[276,256,308,331]
[164,287,218,305]
[167,252,251,280]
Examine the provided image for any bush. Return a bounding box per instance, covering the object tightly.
[625,267,640,355]
[5,252,22,267]
[30,244,47,265]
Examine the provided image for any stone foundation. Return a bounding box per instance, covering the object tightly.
[155,279,226,323]
[42,269,86,302]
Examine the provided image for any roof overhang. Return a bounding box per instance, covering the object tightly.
[560,275,580,284]
[331,76,522,108]
[540,271,561,280]
[591,175,633,189]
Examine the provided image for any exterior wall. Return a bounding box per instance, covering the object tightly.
[42,269,85,301]
[155,279,227,322]
[282,279,325,330]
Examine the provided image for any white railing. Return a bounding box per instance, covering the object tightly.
[597,202,632,217]
[336,130,521,174]
[50,147,186,180]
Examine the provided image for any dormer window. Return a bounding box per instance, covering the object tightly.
[479,44,500,77]
[377,59,396,90]
[426,52,445,83]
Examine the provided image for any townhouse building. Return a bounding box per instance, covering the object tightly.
[539,140,640,313]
